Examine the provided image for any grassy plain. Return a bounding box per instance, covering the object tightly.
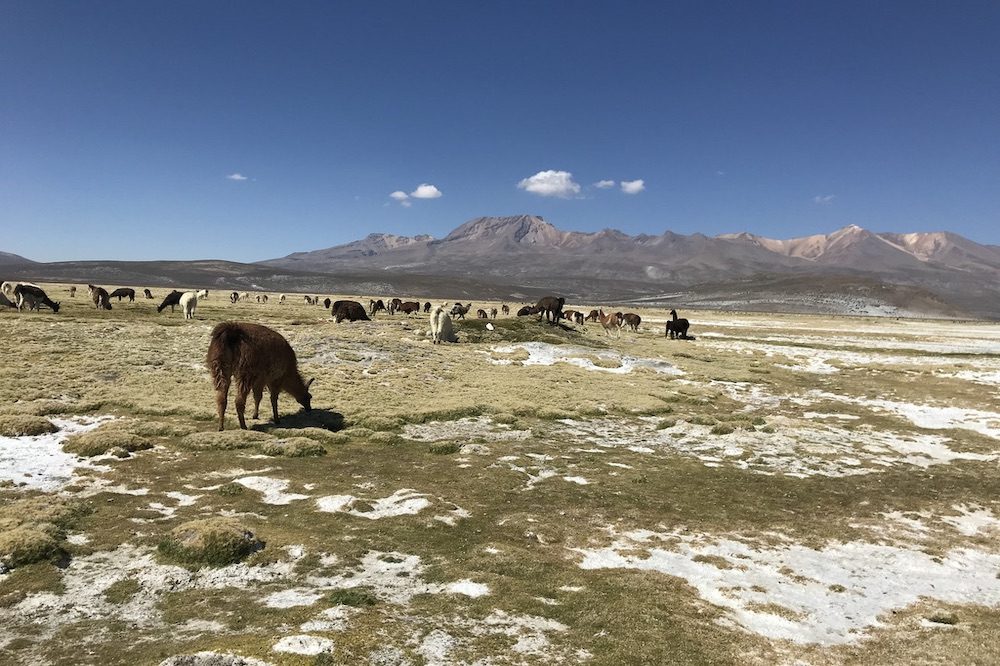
[1,284,998,665]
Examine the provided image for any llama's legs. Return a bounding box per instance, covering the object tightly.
[215,379,230,431]
[252,385,264,419]
[268,382,281,423]
[234,383,251,430]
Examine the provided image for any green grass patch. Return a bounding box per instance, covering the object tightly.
[103,578,142,604]
[326,587,379,607]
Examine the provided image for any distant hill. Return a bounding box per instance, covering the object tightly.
[0,251,37,266]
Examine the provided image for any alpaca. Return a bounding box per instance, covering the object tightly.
[332,300,370,322]
[144,289,154,299]
[450,303,472,319]
[666,309,691,339]
[399,301,421,315]
[14,284,60,313]
[157,290,184,313]
[323,298,332,309]
[369,299,386,316]
[388,298,403,315]
[206,322,314,430]
[109,288,135,302]
[230,291,239,304]
[69,286,77,297]
[197,289,209,299]
[430,303,457,344]
[424,302,432,313]
[490,308,498,319]
[477,309,489,319]
[622,313,641,332]
[180,291,199,319]
[597,309,622,338]
[88,285,112,310]
[501,304,510,316]
[535,296,565,324]
[279,294,286,304]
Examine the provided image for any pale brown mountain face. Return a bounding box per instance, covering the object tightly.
[4,216,1000,318]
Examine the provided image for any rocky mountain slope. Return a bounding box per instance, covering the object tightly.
[261,215,1000,317]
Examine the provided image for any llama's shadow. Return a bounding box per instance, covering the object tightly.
[251,408,345,432]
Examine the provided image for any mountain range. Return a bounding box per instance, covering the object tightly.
[4,216,999,318]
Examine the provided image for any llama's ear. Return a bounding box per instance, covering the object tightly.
[306,377,315,389]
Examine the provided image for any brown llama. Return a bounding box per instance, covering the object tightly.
[206,322,314,431]
[597,309,622,338]
[399,300,421,315]
[535,296,565,324]
[622,313,641,332]
[144,288,154,299]
[501,304,510,315]
[88,285,112,310]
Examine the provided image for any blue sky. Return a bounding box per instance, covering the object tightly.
[2,1,999,262]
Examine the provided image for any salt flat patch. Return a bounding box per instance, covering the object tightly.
[489,342,683,375]
[938,370,1000,387]
[572,529,1000,646]
[305,550,489,604]
[0,416,113,491]
[264,588,324,608]
[705,339,979,373]
[941,505,1000,537]
[558,417,994,477]
[811,391,1000,440]
[272,635,333,656]
[704,331,1000,356]
[1,544,303,636]
[413,610,570,665]
[710,381,785,410]
[314,489,457,521]
[300,605,356,633]
[234,476,310,504]
[160,651,274,666]
[401,416,531,443]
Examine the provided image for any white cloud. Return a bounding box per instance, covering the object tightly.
[620,179,645,195]
[410,183,442,199]
[594,179,616,189]
[813,194,836,205]
[400,200,412,208]
[226,173,248,181]
[389,190,409,201]
[517,170,581,198]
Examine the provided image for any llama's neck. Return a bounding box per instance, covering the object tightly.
[284,372,308,400]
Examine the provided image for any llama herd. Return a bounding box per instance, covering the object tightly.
[1,280,695,340]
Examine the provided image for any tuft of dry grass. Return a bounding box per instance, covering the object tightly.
[179,429,273,451]
[0,497,88,570]
[259,437,326,457]
[0,415,58,437]
[159,518,263,567]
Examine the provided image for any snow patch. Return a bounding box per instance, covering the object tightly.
[234,476,309,504]
[0,416,113,491]
[489,342,683,375]
[272,635,333,656]
[315,489,433,519]
[401,416,531,442]
[573,529,1000,645]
